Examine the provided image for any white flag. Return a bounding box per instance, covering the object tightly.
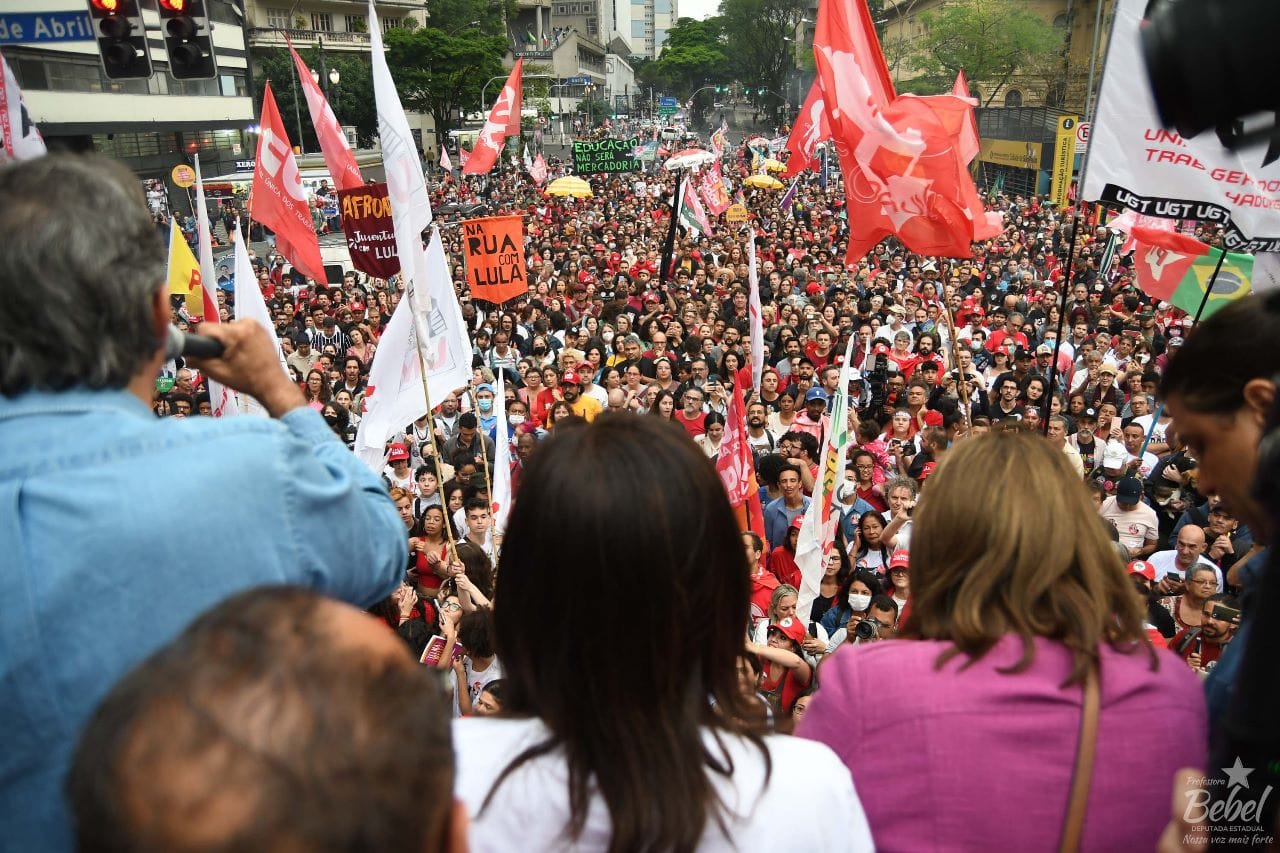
[193,154,237,417]
[491,369,513,538]
[747,231,764,391]
[794,332,858,622]
[232,223,288,416]
[440,147,452,171]
[0,49,45,163]
[354,227,470,471]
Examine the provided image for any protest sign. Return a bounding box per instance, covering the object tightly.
[573,137,641,174]
[339,183,400,279]
[462,214,528,304]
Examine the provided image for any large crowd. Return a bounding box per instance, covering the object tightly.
[4,127,1276,851]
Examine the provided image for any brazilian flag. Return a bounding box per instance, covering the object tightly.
[1173,249,1253,320]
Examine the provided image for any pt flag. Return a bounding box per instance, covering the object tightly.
[679,178,714,236]
[812,0,999,261]
[716,387,754,507]
[1130,227,1253,320]
[287,37,363,191]
[530,153,548,185]
[0,48,44,163]
[166,220,204,319]
[461,215,528,304]
[491,369,513,538]
[252,83,326,284]
[1081,0,1280,253]
[783,81,829,178]
[463,59,522,175]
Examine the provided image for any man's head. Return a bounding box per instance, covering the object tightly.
[1,154,168,396]
[778,464,803,500]
[1115,476,1144,510]
[66,587,462,853]
[465,497,492,535]
[560,372,581,401]
[1174,524,1207,569]
[1199,595,1239,643]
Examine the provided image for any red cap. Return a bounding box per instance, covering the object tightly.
[789,514,805,531]
[889,549,910,570]
[1127,560,1156,581]
[561,372,581,386]
[388,443,410,462]
[768,616,806,646]
[806,283,823,296]
[923,410,944,427]
[919,461,937,480]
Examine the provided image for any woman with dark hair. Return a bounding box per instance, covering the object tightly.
[818,570,885,642]
[303,368,330,411]
[454,416,870,851]
[852,510,892,574]
[695,411,726,459]
[647,388,677,419]
[800,432,1204,850]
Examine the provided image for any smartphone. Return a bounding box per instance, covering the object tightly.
[419,634,448,667]
[1211,603,1241,622]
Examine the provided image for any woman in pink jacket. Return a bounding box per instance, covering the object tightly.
[799,430,1206,852]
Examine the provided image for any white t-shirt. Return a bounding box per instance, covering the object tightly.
[453,656,504,718]
[453,716,873,852]
[1147,550,1223,592]
[1100,497,1159,551]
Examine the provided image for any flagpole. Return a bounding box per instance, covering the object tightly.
[1186,245,1229,328]
[657,171,684,293]
[938,277,971,436]
[1041,210,1083,433]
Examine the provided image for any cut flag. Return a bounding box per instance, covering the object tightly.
[287,37,363,190]
[167,220,205,319]
[951,69,979,164]
[252,83,326,284]
[192,153,237,417]
[232,222,288,416]
[1130,227,1253,320]
[463,58,522,175]
[716,386,754,507]
[530,153,548,185]
[0,48,44,163]
[439,147,452,171]
[812,0,999,261]
[747,231,764,391]
[783,81,830,178]
[491,369,513,541]
[679,178,714,236]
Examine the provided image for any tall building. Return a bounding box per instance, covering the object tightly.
[6,0,254,199]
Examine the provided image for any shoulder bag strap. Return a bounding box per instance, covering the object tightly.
[1059,666,1100,853]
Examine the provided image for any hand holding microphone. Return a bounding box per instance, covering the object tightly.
[182,321,306,418]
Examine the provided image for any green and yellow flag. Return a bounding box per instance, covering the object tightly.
[1130,226,1252,320]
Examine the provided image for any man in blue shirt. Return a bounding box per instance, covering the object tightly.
[0,153,408,850]
[763,463,811,549]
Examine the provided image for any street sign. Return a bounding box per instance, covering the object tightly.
[171,164,195,188]
[658,96,677,117]
[1076,121,1091,153]
[659,97,677,107]
[0,11,94,44]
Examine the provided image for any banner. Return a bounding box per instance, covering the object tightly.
[1050,115,1079,209]
[716,387,753,506]
[287,37,363,191]
[461,215,528,304]
[573,137,641,174]
[1082,0,1280,253]
[696,167,730,215]
[0,48,44,163]
[491,369,513,538]
[338,183,400,278]
[252,83,326,284]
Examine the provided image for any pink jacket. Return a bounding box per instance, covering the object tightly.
[798,635,1206,852]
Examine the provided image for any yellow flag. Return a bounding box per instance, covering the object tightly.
[167,219,204,319]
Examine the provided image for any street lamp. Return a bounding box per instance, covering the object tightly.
[310,35,340,99]
[447,20,480,36]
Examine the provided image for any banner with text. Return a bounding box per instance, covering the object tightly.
[339,183,400,279]
[1082,0,1280,253]
[573,137,641,174]
[462,215,528,304]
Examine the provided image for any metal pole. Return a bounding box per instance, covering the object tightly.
[318,35,327,99]
[288,41,305,154]
[1083,0,1105,123]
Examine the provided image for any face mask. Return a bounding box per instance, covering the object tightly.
[508,414,525,426]
[478,399,493,414]
[602,331,615,344]
[533,346,547,355]
[323,414,340,426]
[847,593,872,612]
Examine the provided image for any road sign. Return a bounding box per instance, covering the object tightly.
[659,96,677,107]
[1076,121,1091,153]
[171,164,196,188]
[0,11,94,44]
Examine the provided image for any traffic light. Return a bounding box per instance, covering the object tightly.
[158,0,217,80]
[86,0,152,80]
[758,88,766,96]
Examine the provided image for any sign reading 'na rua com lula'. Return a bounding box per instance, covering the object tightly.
[462,215,528,305]
[573,137,640,174]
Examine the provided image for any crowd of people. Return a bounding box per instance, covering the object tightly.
[4,121,1278,851]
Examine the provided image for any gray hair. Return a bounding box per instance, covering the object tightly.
[0,153,166,395]
[624,333,642,347]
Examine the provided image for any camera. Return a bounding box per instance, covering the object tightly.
[853,618,880,641]
[863,351,890,416]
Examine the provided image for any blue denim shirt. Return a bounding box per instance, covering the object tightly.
[0,389,408,851]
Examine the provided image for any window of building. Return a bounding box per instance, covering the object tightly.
[382,16,402,31]
[654,0,671,12]
[558,4,568,13]
[1004,89,1023,107]
[10,56,49,90]
[311,12,333,32]
[266,7,290,29]
[631,21,645,37]
[344,14,366,32]
[47,60,103,94]
[586,16,597,32]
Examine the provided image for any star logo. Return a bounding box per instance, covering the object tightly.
[1223,757,1254,789]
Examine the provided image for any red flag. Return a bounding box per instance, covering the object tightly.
[252,84,326,284]
[783,81,830,178]
[463,58,522,175]
[813,0,999,260]
[1129,227,1209,301]
[716,387,754,507]
[530,153,548,185]
[287,38,363,191]
[458,147,471,171]
[952,69,979,164]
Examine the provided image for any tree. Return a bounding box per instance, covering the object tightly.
[647,17,730,99]
[909,0,1063,106]
[252,48,376,150]
[717,0,807,119]
[383,28,507,142]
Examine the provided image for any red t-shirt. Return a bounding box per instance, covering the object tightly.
[675,409,706,437]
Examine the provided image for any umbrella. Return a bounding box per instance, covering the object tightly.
[544,176,593,198]
[746,136,770,149]
[763,158,786,172]
[664,148,717,170]
[744,174,784,189]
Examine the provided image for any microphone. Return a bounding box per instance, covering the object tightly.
[166,326,225,361]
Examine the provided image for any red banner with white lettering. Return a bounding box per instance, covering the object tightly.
[463,59,522,175]
[716,386,754,507]
[252,83,325,284]
[338,183,400,279]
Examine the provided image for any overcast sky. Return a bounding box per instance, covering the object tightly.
[676,0,718,23]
